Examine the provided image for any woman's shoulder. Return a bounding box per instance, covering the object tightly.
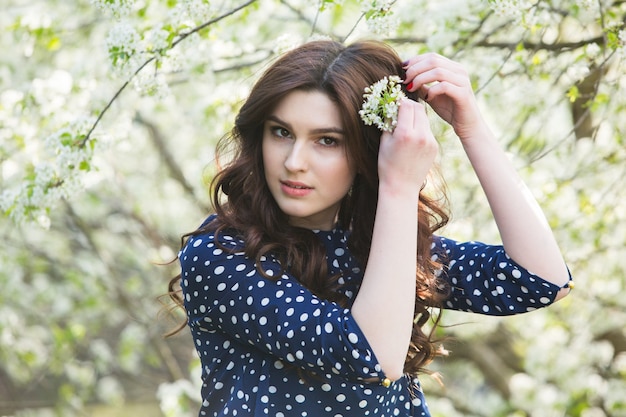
[185,214,246,252]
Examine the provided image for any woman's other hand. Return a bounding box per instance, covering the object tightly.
[403,53,484,141]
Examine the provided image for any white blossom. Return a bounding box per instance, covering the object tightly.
[0,117,97,226]
[157,379,201,417]
[567,62,591,83]
[132,71,170,98]
[585,42,601,58]
[273,33,303,54]
[91,0,136,19]
[360,0,399,36]
[171,0,215,29]
[105,20,142,75]
[145,24,171,53]
[359,75,406,132]
[618,29,626,59]
[576,0,595,9]
[96,376,125,405]
[489,0,531,21]
[307,33,333,43]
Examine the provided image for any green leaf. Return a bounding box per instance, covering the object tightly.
[566,85,579,103]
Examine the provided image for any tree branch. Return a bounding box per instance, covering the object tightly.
[80,0,258,147]
[388,35,605,52]
[171,0,258,49]
[134,113,210,212]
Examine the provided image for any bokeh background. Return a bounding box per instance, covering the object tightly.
[1,0,625,416]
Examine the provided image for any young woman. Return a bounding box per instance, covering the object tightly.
[169,40,572,417]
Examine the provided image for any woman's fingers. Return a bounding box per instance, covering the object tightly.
[404,53,467,82]
[403,53,471,98]
[401,52,483,137]
[378,99,438,192]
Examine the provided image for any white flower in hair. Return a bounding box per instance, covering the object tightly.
[359,75,406,132]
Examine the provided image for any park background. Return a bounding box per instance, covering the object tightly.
[1,0,625,416]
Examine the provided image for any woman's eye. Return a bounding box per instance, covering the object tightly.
[271,127,291,138]
[319,137,338,146]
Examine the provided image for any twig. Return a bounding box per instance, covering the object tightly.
[80,57,155,147]
[80,0,258,147]
[171,0,257,49]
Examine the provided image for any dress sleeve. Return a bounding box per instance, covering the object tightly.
[432,235,571,315]
[179,231,385,383]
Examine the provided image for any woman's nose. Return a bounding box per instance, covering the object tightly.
[284,141,308,172]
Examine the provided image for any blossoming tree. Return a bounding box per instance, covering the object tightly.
[1,0,625,416]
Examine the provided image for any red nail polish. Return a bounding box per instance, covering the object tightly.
[407,82,413,90]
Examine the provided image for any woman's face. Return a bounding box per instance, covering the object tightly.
[262,90,357,230]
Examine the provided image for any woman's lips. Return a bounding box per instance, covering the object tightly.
[280,180,313,197]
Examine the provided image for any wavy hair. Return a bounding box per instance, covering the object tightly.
[168,40,450,375]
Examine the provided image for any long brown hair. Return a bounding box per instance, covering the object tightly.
[168,40,450,375]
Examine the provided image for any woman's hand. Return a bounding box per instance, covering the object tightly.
[377,98,438,197]
[403,53,484,141]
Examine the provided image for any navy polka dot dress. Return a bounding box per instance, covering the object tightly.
[179,215,566,416]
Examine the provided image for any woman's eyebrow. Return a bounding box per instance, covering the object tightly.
[266,115,345,135]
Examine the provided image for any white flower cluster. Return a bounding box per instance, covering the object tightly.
[99,1,218,95]
[145,24,171,54]
[307,33,333,43]
[91,0,135,19]
[576,0,595,9]
[488,0,530,20]
[360,0,399,36]
[359,75,406,132]
[585,42,601,58]
[566,62,591,83]
[132,71,171,98]
[273,33,303,55]
[0,118,98,228]
[171,0,215,29]
[0,308,49,383]
[105,21,142,76]
[157,379,201,417]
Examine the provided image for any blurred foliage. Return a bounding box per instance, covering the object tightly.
[1,0,625,416]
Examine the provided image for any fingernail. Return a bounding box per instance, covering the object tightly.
[402,60,409,66]
[407,82,414,90]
